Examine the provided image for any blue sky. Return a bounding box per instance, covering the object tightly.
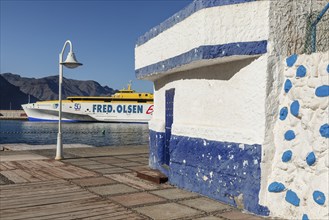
[1,0,192,92]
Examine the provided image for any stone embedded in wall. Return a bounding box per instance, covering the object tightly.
[281,150,292,162]
[319,124,329,138]
[302,214,309,220]
[268,182,285,192]
[315,85,329,97]
[306,152,316,166]
[296,65,307,78]
[313,191,326,205]
[285,190,300,206]
[284,79,292,93]
[286,54,298,67]
[290,100,300,117]
[279,107,288,120]
[284,130,295,141]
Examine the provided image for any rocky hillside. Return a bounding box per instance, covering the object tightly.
[0,73,117,110]
[0,75,38,110]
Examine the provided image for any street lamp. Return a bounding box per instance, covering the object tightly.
[55,40,82,160]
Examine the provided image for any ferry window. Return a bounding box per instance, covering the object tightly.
[146,94,148,96]
[139,94,141,96]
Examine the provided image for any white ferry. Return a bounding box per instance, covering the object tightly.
[22,83,154,123]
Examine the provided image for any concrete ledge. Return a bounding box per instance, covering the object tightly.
[136,41,267,79]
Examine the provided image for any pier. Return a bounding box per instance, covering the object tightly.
[0,145,272,220]
[0,110,27,120]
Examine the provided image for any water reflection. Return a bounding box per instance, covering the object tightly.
[0,120,149,146]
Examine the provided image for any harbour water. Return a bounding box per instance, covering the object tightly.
[0,120,149,146]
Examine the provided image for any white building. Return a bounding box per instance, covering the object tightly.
[135,0,329,219]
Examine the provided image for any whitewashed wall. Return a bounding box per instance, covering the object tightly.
[262,52,329,220]
[135,0,270,71]
[150,55,268,145]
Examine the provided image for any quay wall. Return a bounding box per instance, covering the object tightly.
[0,110,27,120]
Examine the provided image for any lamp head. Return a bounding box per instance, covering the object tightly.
[61,52,83,69]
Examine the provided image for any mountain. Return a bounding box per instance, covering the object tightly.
[1,73,116,100]
[0,73,117,110]
[0,75,38,110]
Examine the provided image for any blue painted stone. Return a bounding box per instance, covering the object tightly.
[315,85,329,97]
[268,182,285,192]
[279,107,288,120]
[158,132,270,216]
[296,65,307,78]
[284,79,292,93]
[327,64,329,73]
[313,191,326,205]
[302,214,309,220]
[286,54,298,67]
[285,190,300,206]
[149,130,168,176]
[306,152,316,166]
[284,130,296,141]
[282,150,292,162]
[319,124,329,138]
[290,100,300,117]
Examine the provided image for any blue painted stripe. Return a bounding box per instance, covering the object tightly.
[136,0,256,46]
[149,129,269,216]
[136,41,267,79]
[28,117,79,122]
[28,117,148,124]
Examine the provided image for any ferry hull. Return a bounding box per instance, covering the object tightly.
[22,102,153,123]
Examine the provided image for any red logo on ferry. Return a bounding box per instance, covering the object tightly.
[146,105,154,115]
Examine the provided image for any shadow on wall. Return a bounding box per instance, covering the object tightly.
[154,57,258,90]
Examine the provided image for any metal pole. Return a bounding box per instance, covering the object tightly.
[55,40,81,160]
[55,53,64,160]
[311,2,329,53]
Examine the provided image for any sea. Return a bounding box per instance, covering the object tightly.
[0,120,149,147]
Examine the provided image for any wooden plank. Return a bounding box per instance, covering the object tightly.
[39,204,123,220]
[0,188,92,204]
[11,169,42,182]
[0,185,84,201]
[32,207,114,220]
[85,210,139,220]
[0,180,70,193]
[0,162,17,171]
[22,167,59,181]
[84,212,144,220]
[1,199,116,219]
[0,170,29,183]
[0,197,104,215]
[136,169,168,184]
[59,165,98,178]
[1,192,97,210]
[32,160,65,168]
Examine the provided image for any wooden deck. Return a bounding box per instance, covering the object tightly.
[0,180,143,220]
[0,160,98,183]
[0,146,270,220]
[0,148,148,220]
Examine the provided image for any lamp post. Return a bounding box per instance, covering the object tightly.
[55,40,82,160]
